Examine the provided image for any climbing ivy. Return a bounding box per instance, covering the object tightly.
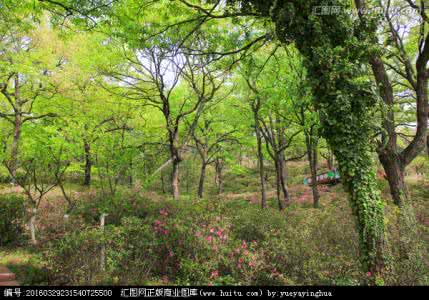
[242,0,386,277]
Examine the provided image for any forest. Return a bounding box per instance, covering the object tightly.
[0,0,428,288]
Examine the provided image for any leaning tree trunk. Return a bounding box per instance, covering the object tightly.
[278,158,289,206]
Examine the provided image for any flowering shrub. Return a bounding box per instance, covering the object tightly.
[46,190,428,286]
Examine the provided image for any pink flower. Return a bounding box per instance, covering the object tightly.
[366,272,372,277]
[195,231,202,238]
[154,219,161,225]
[168,250,174,257]
[238,258,244,264]
[210,270,219,278]
[210,227,215,233]
[206,236,213,243]
[241,240,248,249]
[216,230,223,237]
[248,261,255,268]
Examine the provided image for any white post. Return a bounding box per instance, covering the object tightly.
[100,213,108,272]
[63,214,69,231]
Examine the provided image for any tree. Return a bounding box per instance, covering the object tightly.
[239,47,305,210]
[106,38,227,199]
[227,0,386,277]
[353,0,428,206]
[4,119,74,244]
[239,53,271,208]
[0,19,62,181]
[191,102,237,198]
[283,47,321,208]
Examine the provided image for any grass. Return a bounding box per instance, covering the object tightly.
[0,247,48,285]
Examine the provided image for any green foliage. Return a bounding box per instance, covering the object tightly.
[47,227,106,285]
[0,248,48,286]
[47,197,283,285]
[74,189,151,225]
[230,206,286,242]
[0,194,26,246]
[28,185,429,286]
[1,0,427,288]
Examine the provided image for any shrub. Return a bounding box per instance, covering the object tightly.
[383,204,429,285]
[0,194,26,246]
[73,190,150,225]
[47,228,106,285]
[230,206,287,242]
[46,191,428,286]
[48,198,271,285]
[259,202,362,285]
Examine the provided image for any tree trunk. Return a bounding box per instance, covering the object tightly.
[160,171,166,194]
[278,158,289,208]
[168,128,181,200]
[254,113,267,208]
[311,147,320,208]
[172,159,180,200]
[10,115,22,182]
[274,158,286,210]
[334,149,385,277]
[306,134,320,208]
[83,140,91,186]
[215,160,224,194]
[29,208,37,245]
[378,151,407,206]
[197,163,206,198]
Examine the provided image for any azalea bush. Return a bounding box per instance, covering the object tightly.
[46,192,428,286]
[47,197,272,285]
